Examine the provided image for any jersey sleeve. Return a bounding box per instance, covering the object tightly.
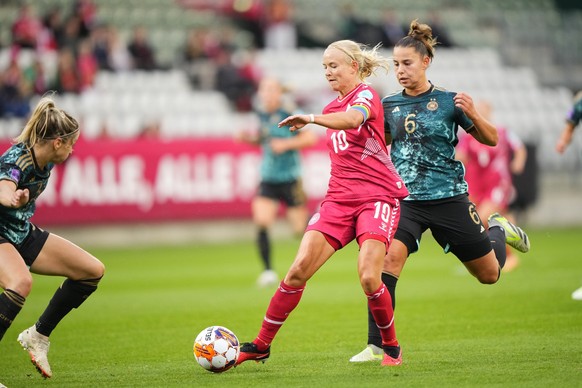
[449,92,475,132]
[455,106,475,132]
[0,163,22,186]
[567,97,582,127]
[349,88,376,123]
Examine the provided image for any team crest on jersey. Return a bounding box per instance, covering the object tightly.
[427,99,438,111]
[308,212,321,226]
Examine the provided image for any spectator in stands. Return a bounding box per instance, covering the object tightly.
[90,23,113,70]
[52,48,81,94]
[0,95,105,379]
[59,15,84,54]
[10,3,43,56]
[77,39,98,91]
[214,47,258,111]
[90,24,133,71]
[182,27,217,63]
[223,0,265,48]
[23,58,48,96]
[456,100,528,272]
[236,76,317,287]
[339,4,385,47]
[181,27,220,89]
[555,90,582,301]
[426,11,454,47]
[263,0,297,50]
[127,26,157,71]
[379,10,406,47]
[41,7,65,50]
[237,49,263,91]
[72,0,97,39]
[0,59,31,119]
[105,26,132,72]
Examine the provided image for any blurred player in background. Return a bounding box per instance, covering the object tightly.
[236,40,409,367]
[555,90,582,300]
[556,90,582,154]
[236,76,317,287]
[351,20,530,362]
[456,100,528,272]
[0,95,105,378]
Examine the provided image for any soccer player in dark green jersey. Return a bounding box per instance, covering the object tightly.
[0,95,105,378]
[555,90,582,300]
[351,20,530,362]
[237,77,317,287]
[556,90,582,154]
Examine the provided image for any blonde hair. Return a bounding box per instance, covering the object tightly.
[327,40,390,81]
[396,19,438,61]
[15,94,79,149]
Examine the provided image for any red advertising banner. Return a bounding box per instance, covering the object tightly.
[0,138,330,226]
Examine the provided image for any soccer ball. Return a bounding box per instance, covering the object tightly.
[193,326,240,373]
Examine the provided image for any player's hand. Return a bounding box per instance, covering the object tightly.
[278,114,309,132]
[453,92,476,117]
[11,188,29,208]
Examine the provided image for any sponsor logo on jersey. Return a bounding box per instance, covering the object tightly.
[392,106,400,113]
[357,90,373,100]
[9,168,20,181]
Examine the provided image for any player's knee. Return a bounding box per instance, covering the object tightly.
[83,259,105,281]
[476,268,500,285]
[10,273,33,297]
[284,267,309,287]
[359,272,380,294]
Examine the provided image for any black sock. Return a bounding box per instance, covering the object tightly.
[382,272,398,309]
[383,344,401,358]
[0,289,26,341]
[488,226,507,269]
[36,277,101,337]
[367,273,399,348]
[258,228,271,270]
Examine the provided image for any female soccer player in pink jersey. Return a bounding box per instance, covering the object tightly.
[236,40,409,367]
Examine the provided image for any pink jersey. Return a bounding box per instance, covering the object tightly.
[457,127,523,207]
[322,83,408,201]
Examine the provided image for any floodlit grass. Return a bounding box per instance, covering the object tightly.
[1,228,581,387]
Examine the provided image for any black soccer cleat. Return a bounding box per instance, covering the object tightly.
[236,342,271,365]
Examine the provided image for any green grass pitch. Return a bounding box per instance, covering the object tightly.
[1,227,581,387]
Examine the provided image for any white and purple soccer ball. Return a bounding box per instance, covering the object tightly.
[193,325,240,373]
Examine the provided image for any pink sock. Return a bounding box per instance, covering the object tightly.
[254,281,305,350]
[366,284,398,347]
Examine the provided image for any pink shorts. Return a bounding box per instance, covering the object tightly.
[306,197,400,250]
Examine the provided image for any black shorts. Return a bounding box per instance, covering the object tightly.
[0,224,50,267]
[395,194,492,262]
[258,179,306,207]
